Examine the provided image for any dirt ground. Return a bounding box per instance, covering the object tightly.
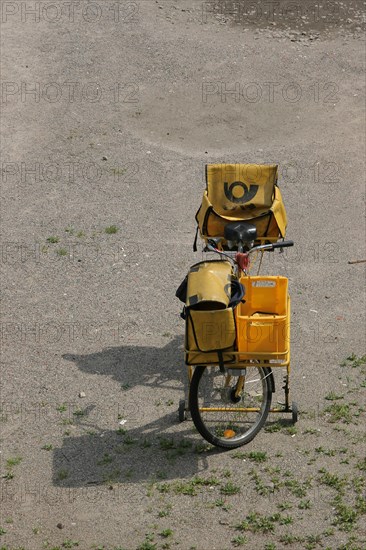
[0,1,365,549]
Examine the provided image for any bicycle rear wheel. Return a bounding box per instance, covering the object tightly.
[189,364,272,449]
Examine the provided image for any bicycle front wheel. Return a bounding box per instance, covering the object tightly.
[189,365,272,449]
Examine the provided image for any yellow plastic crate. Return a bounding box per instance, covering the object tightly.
[236,276,290,359]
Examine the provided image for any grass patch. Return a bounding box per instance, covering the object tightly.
[279,533,304,545]
[325,392,344,401]
[61,419,74,426]
[236,512,293,535]
[283,477,312,498]
[97,453,113,466]
[158,437,192,459]
[264,422,282,433]
[318,469,346,493]
[231,534,248,546]
[123,436,136,445]
[220,482,241,495]
[6,456,22,468]
[356,494,366,514]
[247,451,267,463]
[286,426,297,435]
[250,470,279,496]
[159,438,175,450]
[46,236,59,243]
[324,403,354,424]
[57,469,69,481]
[2,472,14,480]
[277,502,292,511]
[332,495,358,532]
[72,408,87,417]
[156,476,219,497]
[159,529,173,538]
[105,225,118,234]
[315,446,336,456]
[303,428,319,435]
[298,499,312,509]
[236,512,276,534]
[303,535,323,549]
[194,443,212,453]
[157,505,172,518]
[355,457,366,471]
[137,535,157,550]
[102,469,121,484]
[341,353,366,368]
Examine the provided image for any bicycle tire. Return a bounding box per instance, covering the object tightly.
[189,364,272,449]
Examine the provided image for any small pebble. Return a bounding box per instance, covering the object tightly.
[79,391,86,398]
[102,156,108,161]
[57,523,64,529]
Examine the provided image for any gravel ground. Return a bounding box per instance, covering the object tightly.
[0,1,365,549]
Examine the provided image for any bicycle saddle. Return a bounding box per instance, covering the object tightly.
[224,221,257,243]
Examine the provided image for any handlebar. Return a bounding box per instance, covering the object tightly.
[205,239,294,256]
[204,239,294,274]
[250,240,294,253]
[272,240,294,249]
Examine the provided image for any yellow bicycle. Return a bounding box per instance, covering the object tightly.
[178,222,297,449]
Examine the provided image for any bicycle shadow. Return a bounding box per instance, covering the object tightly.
[54,337,223,488]
[52,411,221,489]
[62,335,186,392]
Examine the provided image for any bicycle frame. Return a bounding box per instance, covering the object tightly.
[176,229,298,450]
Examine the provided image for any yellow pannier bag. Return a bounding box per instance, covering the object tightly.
[185,308,236,365]
[178,260,242,366]
[195,164,287,246]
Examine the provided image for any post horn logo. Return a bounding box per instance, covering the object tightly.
[224,181,258,204]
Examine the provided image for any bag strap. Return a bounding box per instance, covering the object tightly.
[193,226,199,252]
[217,350,225,373]
[175,275,188,303]
[228,279,245,308]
